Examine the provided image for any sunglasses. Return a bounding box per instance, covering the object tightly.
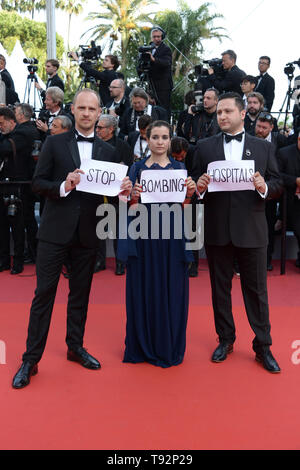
[258,112,273,123]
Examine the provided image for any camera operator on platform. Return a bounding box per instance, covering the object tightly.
[205,50,246,96]
[69,51,119,106]
[146,26,173,117]
[182,88,220,144]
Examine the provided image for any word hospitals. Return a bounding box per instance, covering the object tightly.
[95,201,201,250]
[208,166,254,183]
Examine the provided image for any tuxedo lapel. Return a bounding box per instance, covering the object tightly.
[215,134,226,161]
[242,134,254,161]
[67,134,81,168]
[92,138,104,161]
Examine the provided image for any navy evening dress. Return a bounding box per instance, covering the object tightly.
[118,156,193,368]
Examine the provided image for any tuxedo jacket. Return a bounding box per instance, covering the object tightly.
[207,65,246,96]
[255,73,275,111]
[277,143,300,209]
[149,42,173,90]
[32,130,116,248]
[192,133,282,247]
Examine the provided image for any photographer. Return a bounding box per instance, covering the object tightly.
[105,79,130,119]
[182,88,220,144]
[0,106,39,274]
[36,86,71,139]
[70,51,119,106]
[119,87,167,138]
[205,50,246,96]
[147,27,173,117]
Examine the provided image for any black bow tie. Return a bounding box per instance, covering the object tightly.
[76,134,94,143]
[223,132,244,143]
[48,113,57,118]
[135,111,144,117]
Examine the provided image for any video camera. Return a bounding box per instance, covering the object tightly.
[23,57,38,74]
[137,43,153,76]
[284,59,300,79]
[69,41,102,63]
[195,58,224,78]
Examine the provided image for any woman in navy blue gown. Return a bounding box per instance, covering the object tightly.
[120,121,196,368]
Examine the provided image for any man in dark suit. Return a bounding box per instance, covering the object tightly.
[36,86,72,140]
[147,27,173,117]
[254,112,288,270]
[119,87,167,138]
[0,54,15,91]
[35,59,65,103]
[193,92,282,373]
[0,105,39,274]
[255,56,275,111]
[206,50,246,96]
[12,89,132,389]
[277,133,300,267]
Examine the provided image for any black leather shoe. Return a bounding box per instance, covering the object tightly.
[188,262,198,278]
[12,362,38,389]
[0,263,10,272]
[115,262,125,275]
[267,263,273,271]
[94,260,106,273]
[211,342,234,362]
[255,349,281,373]
[11,265,24,275]
[67,347,101,370]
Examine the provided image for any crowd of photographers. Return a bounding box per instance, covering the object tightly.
[1,28,300,277]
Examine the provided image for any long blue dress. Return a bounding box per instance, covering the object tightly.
[118,156,193,368]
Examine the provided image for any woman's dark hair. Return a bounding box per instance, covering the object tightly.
[146,120,172,139]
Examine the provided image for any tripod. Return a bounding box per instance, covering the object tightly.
[77,72,98,92]
[137,69,159,105]
[23,67,43,115]
[277,72,296,132]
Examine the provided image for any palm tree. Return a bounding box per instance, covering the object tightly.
[60,0,87,50]
[83,0,157,71]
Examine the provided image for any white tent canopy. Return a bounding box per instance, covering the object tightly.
[1,41,45,111]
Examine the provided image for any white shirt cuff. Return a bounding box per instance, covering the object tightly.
[60,181,71,197]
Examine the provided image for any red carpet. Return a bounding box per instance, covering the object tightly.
[1,259,300,450]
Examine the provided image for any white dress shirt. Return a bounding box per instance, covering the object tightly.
[60,129,94,197]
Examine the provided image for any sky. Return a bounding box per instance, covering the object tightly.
[42,0,300,118]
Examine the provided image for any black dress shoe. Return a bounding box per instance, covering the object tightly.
[11,265,24,275]
[12,362,38,389]
[255,349,281,373]
[0,263,10,272]
[94,260,106,273]
[188,262,198,278]
[67,347,101,370]
[115,262,125,275]
[211,342,234,362]
[267,263,273,271]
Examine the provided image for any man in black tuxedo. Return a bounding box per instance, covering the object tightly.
[36,86,72,140]
[255,112,288,270]
[147,27,173,117]
[35,59,65,102]
[0,54,15,91]
[277,133,300,267]
[255,56,275,111]
[0,105,39,274]
[12,88,132,389]
[193,92,282,373]
[206,50,246,96]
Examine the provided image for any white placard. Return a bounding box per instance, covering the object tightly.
[207,160,255,192]
[140,169,187,203]
[76,160,128,196]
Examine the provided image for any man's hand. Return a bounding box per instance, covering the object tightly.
[185,177,196,198]
[69,51,79,62]
[197,173,211,193]
[65,169,84,192]
[36,120,48,133]
[253,171,266,194]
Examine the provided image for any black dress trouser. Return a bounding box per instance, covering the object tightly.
[23,229,97,364]
[205,243,272,351]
